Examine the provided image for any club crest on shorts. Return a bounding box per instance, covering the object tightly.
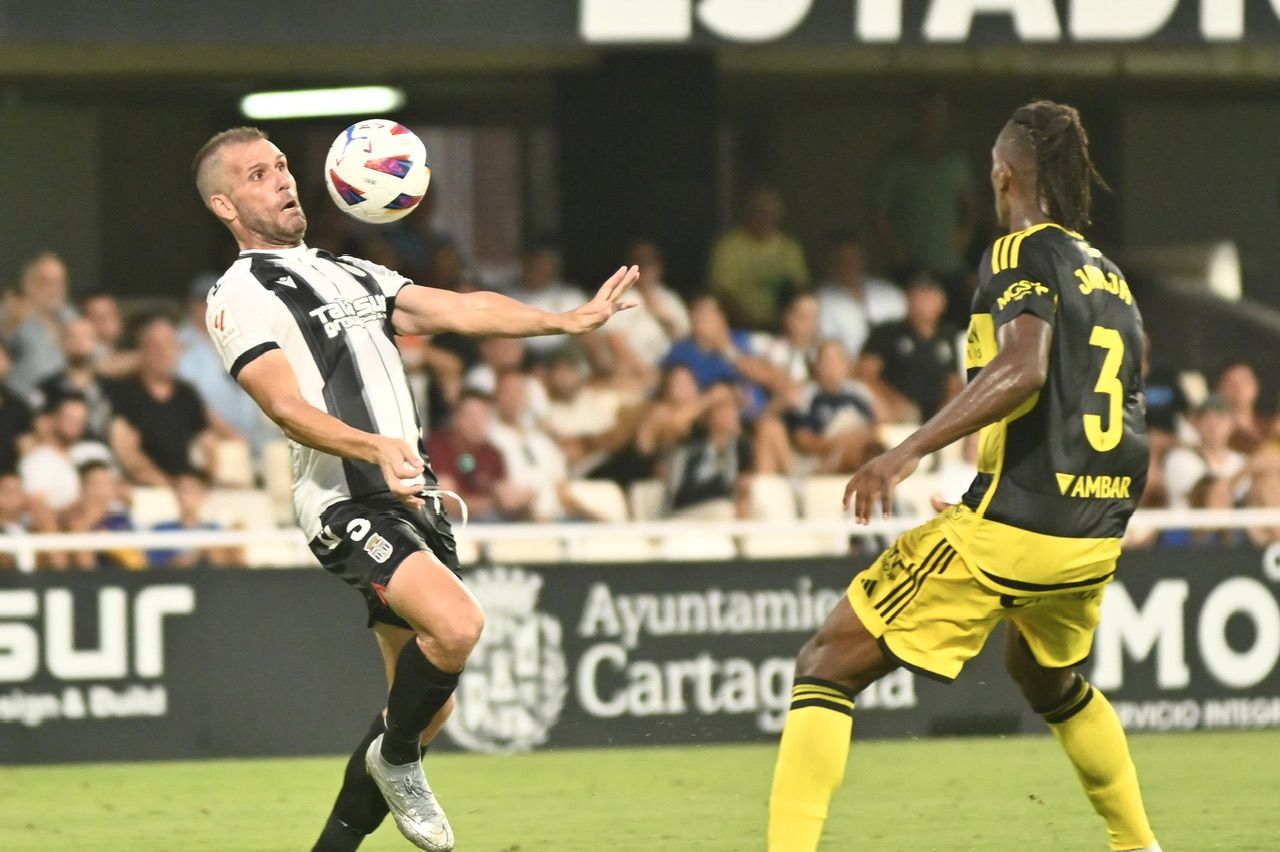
[363,533,393,564]
[444,566,567,753]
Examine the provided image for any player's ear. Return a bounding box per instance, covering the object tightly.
[208,193,237,224]
[992,159,1013,196]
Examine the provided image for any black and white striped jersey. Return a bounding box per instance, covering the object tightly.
[206,245,428,538]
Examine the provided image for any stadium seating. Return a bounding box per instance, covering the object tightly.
[799,476,854,555]
[485,536,566,564]
[130,486,180,530]
[564,480,630,523]
[659,529,738,561]
[741,474,824,558]
[213,439,255,488]
[262,440,296,526]
[562,480,658,561]
[628,478,667,521]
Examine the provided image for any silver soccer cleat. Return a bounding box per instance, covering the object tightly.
[365,734,455,851]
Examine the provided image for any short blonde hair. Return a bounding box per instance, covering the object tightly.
[192,127,269,205]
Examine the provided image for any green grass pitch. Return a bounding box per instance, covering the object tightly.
[2,730,1276,851]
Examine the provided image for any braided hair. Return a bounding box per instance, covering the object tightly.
[1008,101,1108,232]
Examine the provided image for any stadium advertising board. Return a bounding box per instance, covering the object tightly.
[4,0,1280,47]
[1,545,1277,763]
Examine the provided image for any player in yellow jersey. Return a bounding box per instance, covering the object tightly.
[768,101,1161,852]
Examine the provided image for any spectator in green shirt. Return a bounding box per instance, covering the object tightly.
[872,89,977,312]
[709,186,809,330]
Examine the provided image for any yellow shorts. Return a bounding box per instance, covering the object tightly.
[847,513,1108,682]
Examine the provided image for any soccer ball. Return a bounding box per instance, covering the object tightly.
[324,119,431,224]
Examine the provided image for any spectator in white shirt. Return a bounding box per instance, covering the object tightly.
[817,231,906,358]
[602,239,691,386]
[756,291,821,385]
[543,349,627,477]
[463,337,549,425]
[488,370,596,521]
[19,394,113,513]
[506,239,587,359]
[1164,395,1247,509]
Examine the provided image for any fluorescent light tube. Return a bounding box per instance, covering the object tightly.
[240,86,406,120]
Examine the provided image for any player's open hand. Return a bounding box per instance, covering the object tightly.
[371,436,427,508]
[843,447,922,524]
[562,265,640,335]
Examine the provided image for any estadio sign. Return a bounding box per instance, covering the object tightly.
[7,1,1280,48]
[1,545,1277,763]
[582,0,1280,45]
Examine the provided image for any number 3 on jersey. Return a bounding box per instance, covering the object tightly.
[1084,326,1125,452]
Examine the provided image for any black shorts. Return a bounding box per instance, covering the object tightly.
[308,494,462,629]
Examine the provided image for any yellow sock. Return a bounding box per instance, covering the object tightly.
[767,678,855,852]
[1042,676,1156,851]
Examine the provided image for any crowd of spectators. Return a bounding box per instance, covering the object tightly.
[2,91,1276,568]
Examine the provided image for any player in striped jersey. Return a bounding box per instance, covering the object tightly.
[768,103,1161,851]
[193,127,637,852]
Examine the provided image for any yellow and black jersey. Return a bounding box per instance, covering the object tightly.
[946,223,1148,594]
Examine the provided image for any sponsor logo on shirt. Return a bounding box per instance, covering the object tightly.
[995,279,1049,311]
[308,294,387,339]
[208,305,241,344]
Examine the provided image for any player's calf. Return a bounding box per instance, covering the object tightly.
[1005,627,1158,851]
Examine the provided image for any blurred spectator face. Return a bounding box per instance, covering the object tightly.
[1217,363,1259,411]
[782,294,819,345]
[1196,406,1233,451]
[660,366,699,406]
[906,277,947,328]
[0,344,12,382]
[53,398,90,446]
[546,357,586,401]
[0,473,26,520]
[174,472,210,518]
[914,90,949,148]
[61,318,98,369]
[479,337,525,371]
[828,240,866,287]
[706,395,742,438]
[627,240,664,288]
[522,247,560,292]
[815,341,851,392]
[83,295,124,349]
[743,188,782,237]
[139,319,181,380]
[690,296,730,347]
[21,254,68,314]
[452,396,492,445]
[80,464,121,509]
[493,372,528,425]
[429,244,464,290]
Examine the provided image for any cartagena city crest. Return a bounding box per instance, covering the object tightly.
[444,567,567,752]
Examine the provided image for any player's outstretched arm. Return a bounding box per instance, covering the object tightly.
[392,265,639,338]
[843,313,1052,523]
[237,349,428,507]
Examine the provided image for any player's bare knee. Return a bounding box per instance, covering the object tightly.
[1005,632,1073,707]
[426,607,484,660]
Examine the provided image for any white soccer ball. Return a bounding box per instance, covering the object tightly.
[324,119,431,224]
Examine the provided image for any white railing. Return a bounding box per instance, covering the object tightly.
[2,508,1279,573]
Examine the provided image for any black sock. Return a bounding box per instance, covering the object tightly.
[312,713,390,852]
[381,641,460,766]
